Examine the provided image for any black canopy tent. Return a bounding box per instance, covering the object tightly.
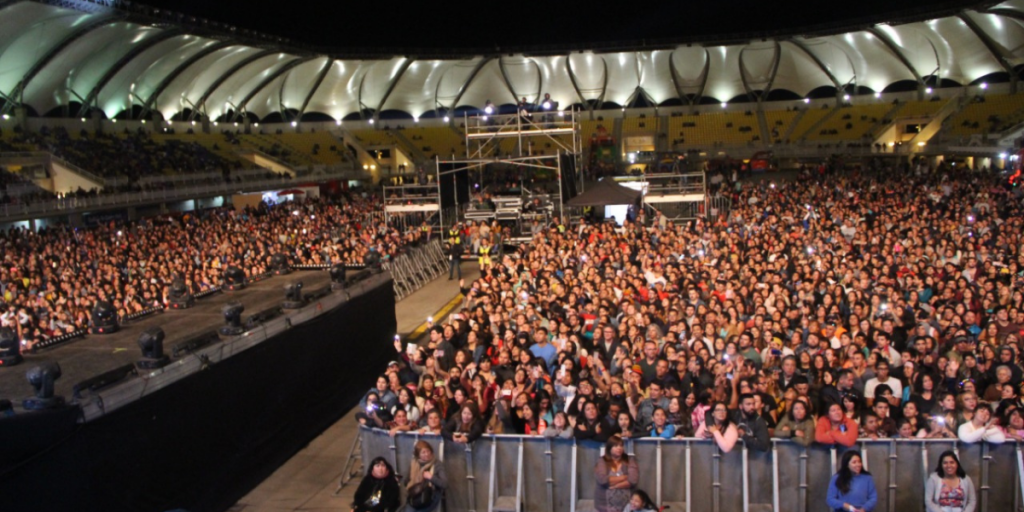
[565,179,641,207]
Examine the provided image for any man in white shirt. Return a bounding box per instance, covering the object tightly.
[863,359,902,407]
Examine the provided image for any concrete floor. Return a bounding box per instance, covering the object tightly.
[230,261,479,512]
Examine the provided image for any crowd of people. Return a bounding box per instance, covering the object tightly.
[0,193,410,350]
[357,163,1022,512]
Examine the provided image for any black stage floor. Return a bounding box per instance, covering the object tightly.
[0,270,332,408]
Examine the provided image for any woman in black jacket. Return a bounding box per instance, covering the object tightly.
[352,457,401,512]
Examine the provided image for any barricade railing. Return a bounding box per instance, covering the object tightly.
[387,238,447,301]
[358,427,1024,512]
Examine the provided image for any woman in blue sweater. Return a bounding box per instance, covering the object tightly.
[827,450,878,512]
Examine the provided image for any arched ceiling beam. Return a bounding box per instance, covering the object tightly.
[865,26,925,95]
[564,54,589,107]
[984,7,1024,23]
[446,56,494,112]
[188,49,278,121]
[738,41,781,102]
[785,39,843,90]
[139,40,235,119]
[1,14,121,116]
[376,58,414,114]
[297,59,335,121]
[958,12,1018,90]
[76,28,185,118]
[498,55,522,103]
[232,56,312,120]
[667,48,711,107]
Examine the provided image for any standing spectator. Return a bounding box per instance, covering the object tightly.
[732,393,770,451]
[957,402,1005,444]
[924,450,976,512]
[775,399,816,446]
[594,435,639,512]
[404,441,446,512]
[352,457,401,512]
[695,402,739,453]
[816,403,859,447]
[443,403,484,444]
[826,450,877,512]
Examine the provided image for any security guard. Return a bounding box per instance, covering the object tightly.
[447,224,462,280]
[478,238,493,271]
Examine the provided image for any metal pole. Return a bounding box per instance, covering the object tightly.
[685,441,692,512]
[712,446,721,512]
[981,442,991,512]
[515,439,524,512]
[887,441,897,512]
[771,441,780,512]
[436,156,443,230]
[570,442,578,512]
[488,440,496,512]
[558,151,564,222]
[742,444,749,512]
[545,438,554,512]
[798,446,807,512]
[466,443,478,512]
[656,440,663,506]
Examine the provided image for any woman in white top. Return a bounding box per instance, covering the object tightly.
[956,402,1005,444]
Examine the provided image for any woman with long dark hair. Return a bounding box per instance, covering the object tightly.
[924,450,976,512]
[826,450,877,512]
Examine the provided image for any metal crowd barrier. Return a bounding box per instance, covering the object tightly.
[386,238,447,301]
[358,427,1024,512]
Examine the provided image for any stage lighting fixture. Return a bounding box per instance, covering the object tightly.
[90,300,119,334]
[219,302,246,337]
[283,281,305,309]
[364,249,382,272]
[23,362,65,410]
[167,278,195,309]
[271,253,292,275]
[330,264,347,291]
[0,327,22,367]
[223,266,247,291]
[136,327,170,370]
[484,100,494,115]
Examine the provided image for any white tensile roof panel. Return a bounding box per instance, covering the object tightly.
[24,22,151,115]
[153,46,263,119]
[567,52,606,102]
[277,57,334,117]
[204,53,300,121]
[359,57,412,113]
[380,59,453,118]
[128,38,223,113]
[500,55,543,103]
[703,45,746,103]
[532,55,580,110]
[456,58,514,110]
[0,2,88,96]
[303,60,365,120]
[601,52,641,106]
[773,41,835,97]
[97,35,199,119]
[639,50,679,105]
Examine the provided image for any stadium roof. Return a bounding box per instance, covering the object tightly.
[1,0,1023,122]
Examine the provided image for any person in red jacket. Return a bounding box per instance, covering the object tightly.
[816,403,858,447]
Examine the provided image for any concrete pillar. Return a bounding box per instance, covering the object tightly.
[126,206,138,221]
[243,116,252,135]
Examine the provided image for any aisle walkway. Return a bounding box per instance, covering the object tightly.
[230,261,478,512]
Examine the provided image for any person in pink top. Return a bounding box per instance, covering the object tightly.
[816,403,859,447]
[695,402,739,453]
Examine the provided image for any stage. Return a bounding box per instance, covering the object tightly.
[0,270,333,408]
